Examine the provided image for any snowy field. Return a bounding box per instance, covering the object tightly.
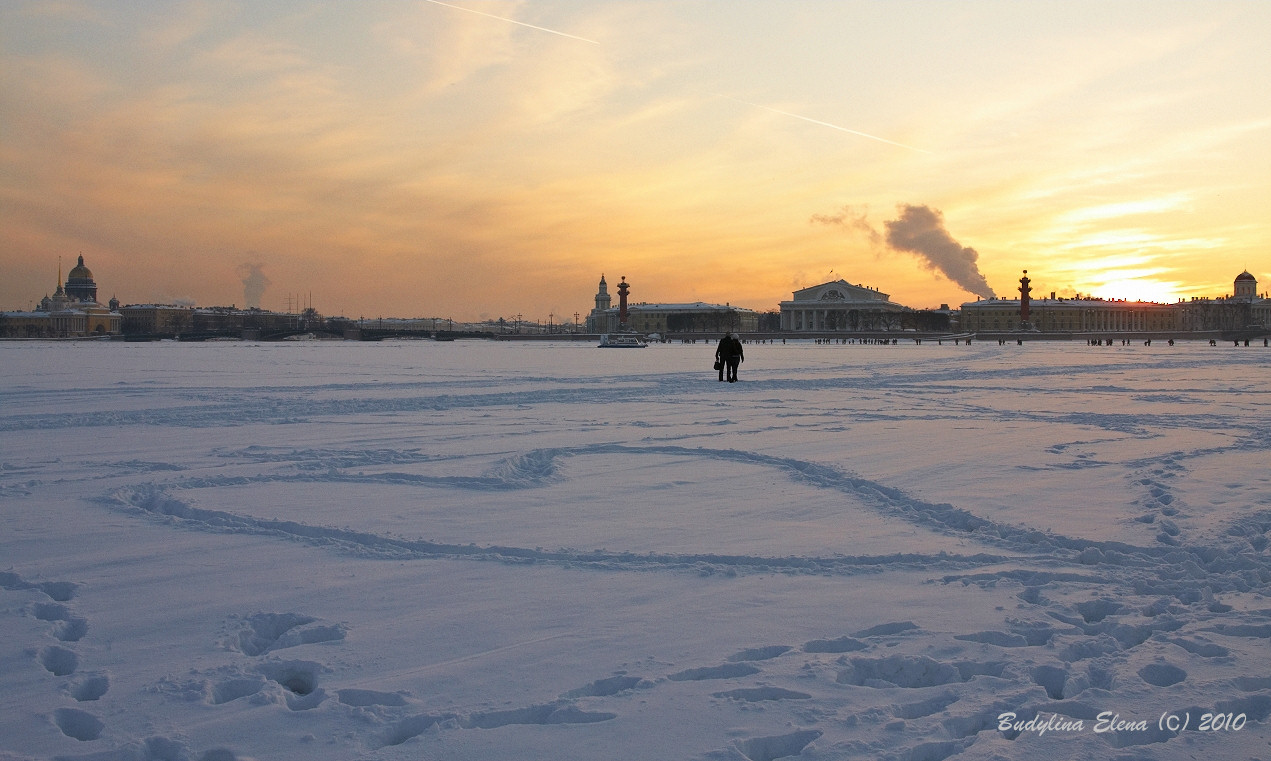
[2,337,1270,761]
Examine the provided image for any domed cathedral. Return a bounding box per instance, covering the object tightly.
[9,254,122,337]
[65,255,98,303]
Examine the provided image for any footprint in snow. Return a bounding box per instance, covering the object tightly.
[226,612,347,656]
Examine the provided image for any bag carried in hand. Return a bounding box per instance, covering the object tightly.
[713,360,722,371]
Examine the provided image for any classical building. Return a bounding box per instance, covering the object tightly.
[778,279,908,332]
[584,275,759,334]
[1,256,121,338]
[961,294,1178,333]
[960,271,1269,334]
[1176,271,1270,332]
[1244,272,1271,329]
[623,302,759,335]
[119,304,195,336]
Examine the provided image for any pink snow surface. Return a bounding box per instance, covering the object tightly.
[2,338,1269,760]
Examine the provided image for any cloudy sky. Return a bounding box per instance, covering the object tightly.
[2,1,1269,321]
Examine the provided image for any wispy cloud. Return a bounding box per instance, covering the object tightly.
[2,2,1269,316]
[1056,194,1192,226]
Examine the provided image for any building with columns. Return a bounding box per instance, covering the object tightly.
[1240,271,1271,329]
[778,279,908,332]
[960,294,1178,333]
[1175,270,1270,332]
[960,270,1269,334]
[1,255,121,338]
[64,255,99,303]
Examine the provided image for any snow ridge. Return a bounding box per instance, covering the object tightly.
[100,442,1271,599]
[5,340,1271,760]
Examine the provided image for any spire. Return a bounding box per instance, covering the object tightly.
[594,273,612,311]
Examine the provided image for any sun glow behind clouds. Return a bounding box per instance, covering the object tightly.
[1056,193,1192,225]
[1040,254,1191,304]
[1086,276,1184,304]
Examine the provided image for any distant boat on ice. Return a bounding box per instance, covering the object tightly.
[597,334,646,348]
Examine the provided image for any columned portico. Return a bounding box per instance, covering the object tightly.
[779,280,907,332]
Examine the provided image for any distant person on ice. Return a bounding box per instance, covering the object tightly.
[715,333,744,382]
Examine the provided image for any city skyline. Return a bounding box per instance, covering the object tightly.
[2,1,1269,321]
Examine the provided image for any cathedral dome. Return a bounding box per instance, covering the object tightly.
[68,256,94,282]
[1235,270,1255,282]
[64,255,98,302]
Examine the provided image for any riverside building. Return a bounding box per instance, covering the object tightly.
[960,271,1269,334]
[1,256,121,338]
[584,275,758,335]
[778,279,908,332]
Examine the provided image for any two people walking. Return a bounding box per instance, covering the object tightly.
[715,333,744,382]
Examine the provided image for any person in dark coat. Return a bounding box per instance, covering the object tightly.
[715,333,744,382]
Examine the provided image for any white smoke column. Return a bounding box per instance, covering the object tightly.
[809,205,882,247]
[237,263,270,309]
[883,205,994,298]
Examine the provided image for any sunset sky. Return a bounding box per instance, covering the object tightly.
[3,1,1269,322]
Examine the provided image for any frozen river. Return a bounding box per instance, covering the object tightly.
[2,338,1269,760]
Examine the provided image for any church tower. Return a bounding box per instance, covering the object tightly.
[594,274,611,312]
[585,274,615,333]
[42,259,70,311]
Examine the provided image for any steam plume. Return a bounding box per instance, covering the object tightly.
[813,204,995,298]
[883,205,994,299]
[237,263,270,309]
[809,205,881,247]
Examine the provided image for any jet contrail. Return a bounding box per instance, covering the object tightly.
[422,3,921,152]
[716,94,930,154]
[422,0,600,45]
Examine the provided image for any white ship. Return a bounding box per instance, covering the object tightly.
[597,334,647,348]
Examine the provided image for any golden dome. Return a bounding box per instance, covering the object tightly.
[68,255,94,282]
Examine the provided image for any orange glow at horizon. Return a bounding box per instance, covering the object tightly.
[1083,278,1187,305]
[1,2,1268,321]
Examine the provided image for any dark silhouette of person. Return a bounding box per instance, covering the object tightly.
[715,332,744,382]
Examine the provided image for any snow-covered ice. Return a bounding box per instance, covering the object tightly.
[2,338,1270,760]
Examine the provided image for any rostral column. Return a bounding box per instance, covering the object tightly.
[618,276,630,329]
[1018,270,1032,324]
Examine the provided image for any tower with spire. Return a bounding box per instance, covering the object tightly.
[40,258,71,311]
[594,274,611,312]
[585,274,615,332]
